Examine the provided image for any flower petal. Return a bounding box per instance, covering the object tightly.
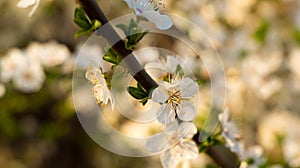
[142,11,173,30]
[146,133,169,153]
[28,0,39,17]
[177,102,196,122]
[17,0,36,8]
[160,150,179,168]
[151,85,168,103]
[157,104,176,125]
[177,122,197,139]
[179,141,199,159]
[123,0,135,9]
[165,56,181,74]
[179,77,198,98]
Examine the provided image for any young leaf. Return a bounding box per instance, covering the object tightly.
[116,24,129,35]
[175,64,184,77]
[127,87,148,99]
[103,47,121,65]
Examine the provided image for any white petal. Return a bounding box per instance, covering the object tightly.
[164,120,180,136]
[179,141,199,159]
[142,11,173,30]
[177,122,197,139]
[177,102,196,122]
[28,0,39,17]
[157,104,176,125]
[146,133,169,153]
[161,150,179,168]
[151,85,169,103]
[179,78,198,98]
[17,0,36,8]
[144,62,165,71]
[123,0,135,9]
[165,56,181,74]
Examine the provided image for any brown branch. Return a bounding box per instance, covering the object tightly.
[75,0,239,167]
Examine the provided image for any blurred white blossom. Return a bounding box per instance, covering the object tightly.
[124,0,173,30]
[239,145,265,168]
[218,108,241,156]
[258,110,300,165]
[13,58,45,93]
[282,131,300,167]
[241,51,283,99]
[146,121,198,168]
[151,77,198,125]
[17,0,40,17]
[0,48,27,83]
[26,41,71,68]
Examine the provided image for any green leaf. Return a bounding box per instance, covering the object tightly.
[103,47,121,65]
[175,64,184,77]
[74,29,90,38]
[90,20,102,31]
[292,28,300,46]
[74,8,89,22]
[73,7,91,29]
[74,19,91,30]
[116,18,148,50]
[127,87,148,99]
[253,21,269,43]
[116,24,129,35]
[73,7,102,38]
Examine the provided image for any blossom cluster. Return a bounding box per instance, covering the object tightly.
[145,56,200,168]
[0,41,72,95]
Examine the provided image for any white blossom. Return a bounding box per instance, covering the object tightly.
[85,65,114,107]
[218,108,241,156]
[239,145,265,168]
[283,132,300,167]
[26,41,71,68]
[146,121,199,168]
[0,48,27,83]
[145,55,182,75]
[17,0,40,17]
[0,48,45,93]
[151,77,198,125]
[13,59,45,93]
[124,0,173,30]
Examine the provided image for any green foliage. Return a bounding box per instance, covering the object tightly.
[175,64,184,78]
[198,132,224,153]
[292,28,300,46]
[73,7,102,38]
[253,21,269,43]
[116,19,149,50]
[103,46,121,66]
[127,83,151,105]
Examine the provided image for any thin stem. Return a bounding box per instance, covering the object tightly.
[75,0,239,167]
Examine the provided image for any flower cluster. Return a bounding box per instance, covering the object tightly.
[219,109,269,168]
[145,56,199,168]
[0,41,71,94]
[85,64,114,107]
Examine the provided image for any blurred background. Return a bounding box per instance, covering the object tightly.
[0,0,300,167]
